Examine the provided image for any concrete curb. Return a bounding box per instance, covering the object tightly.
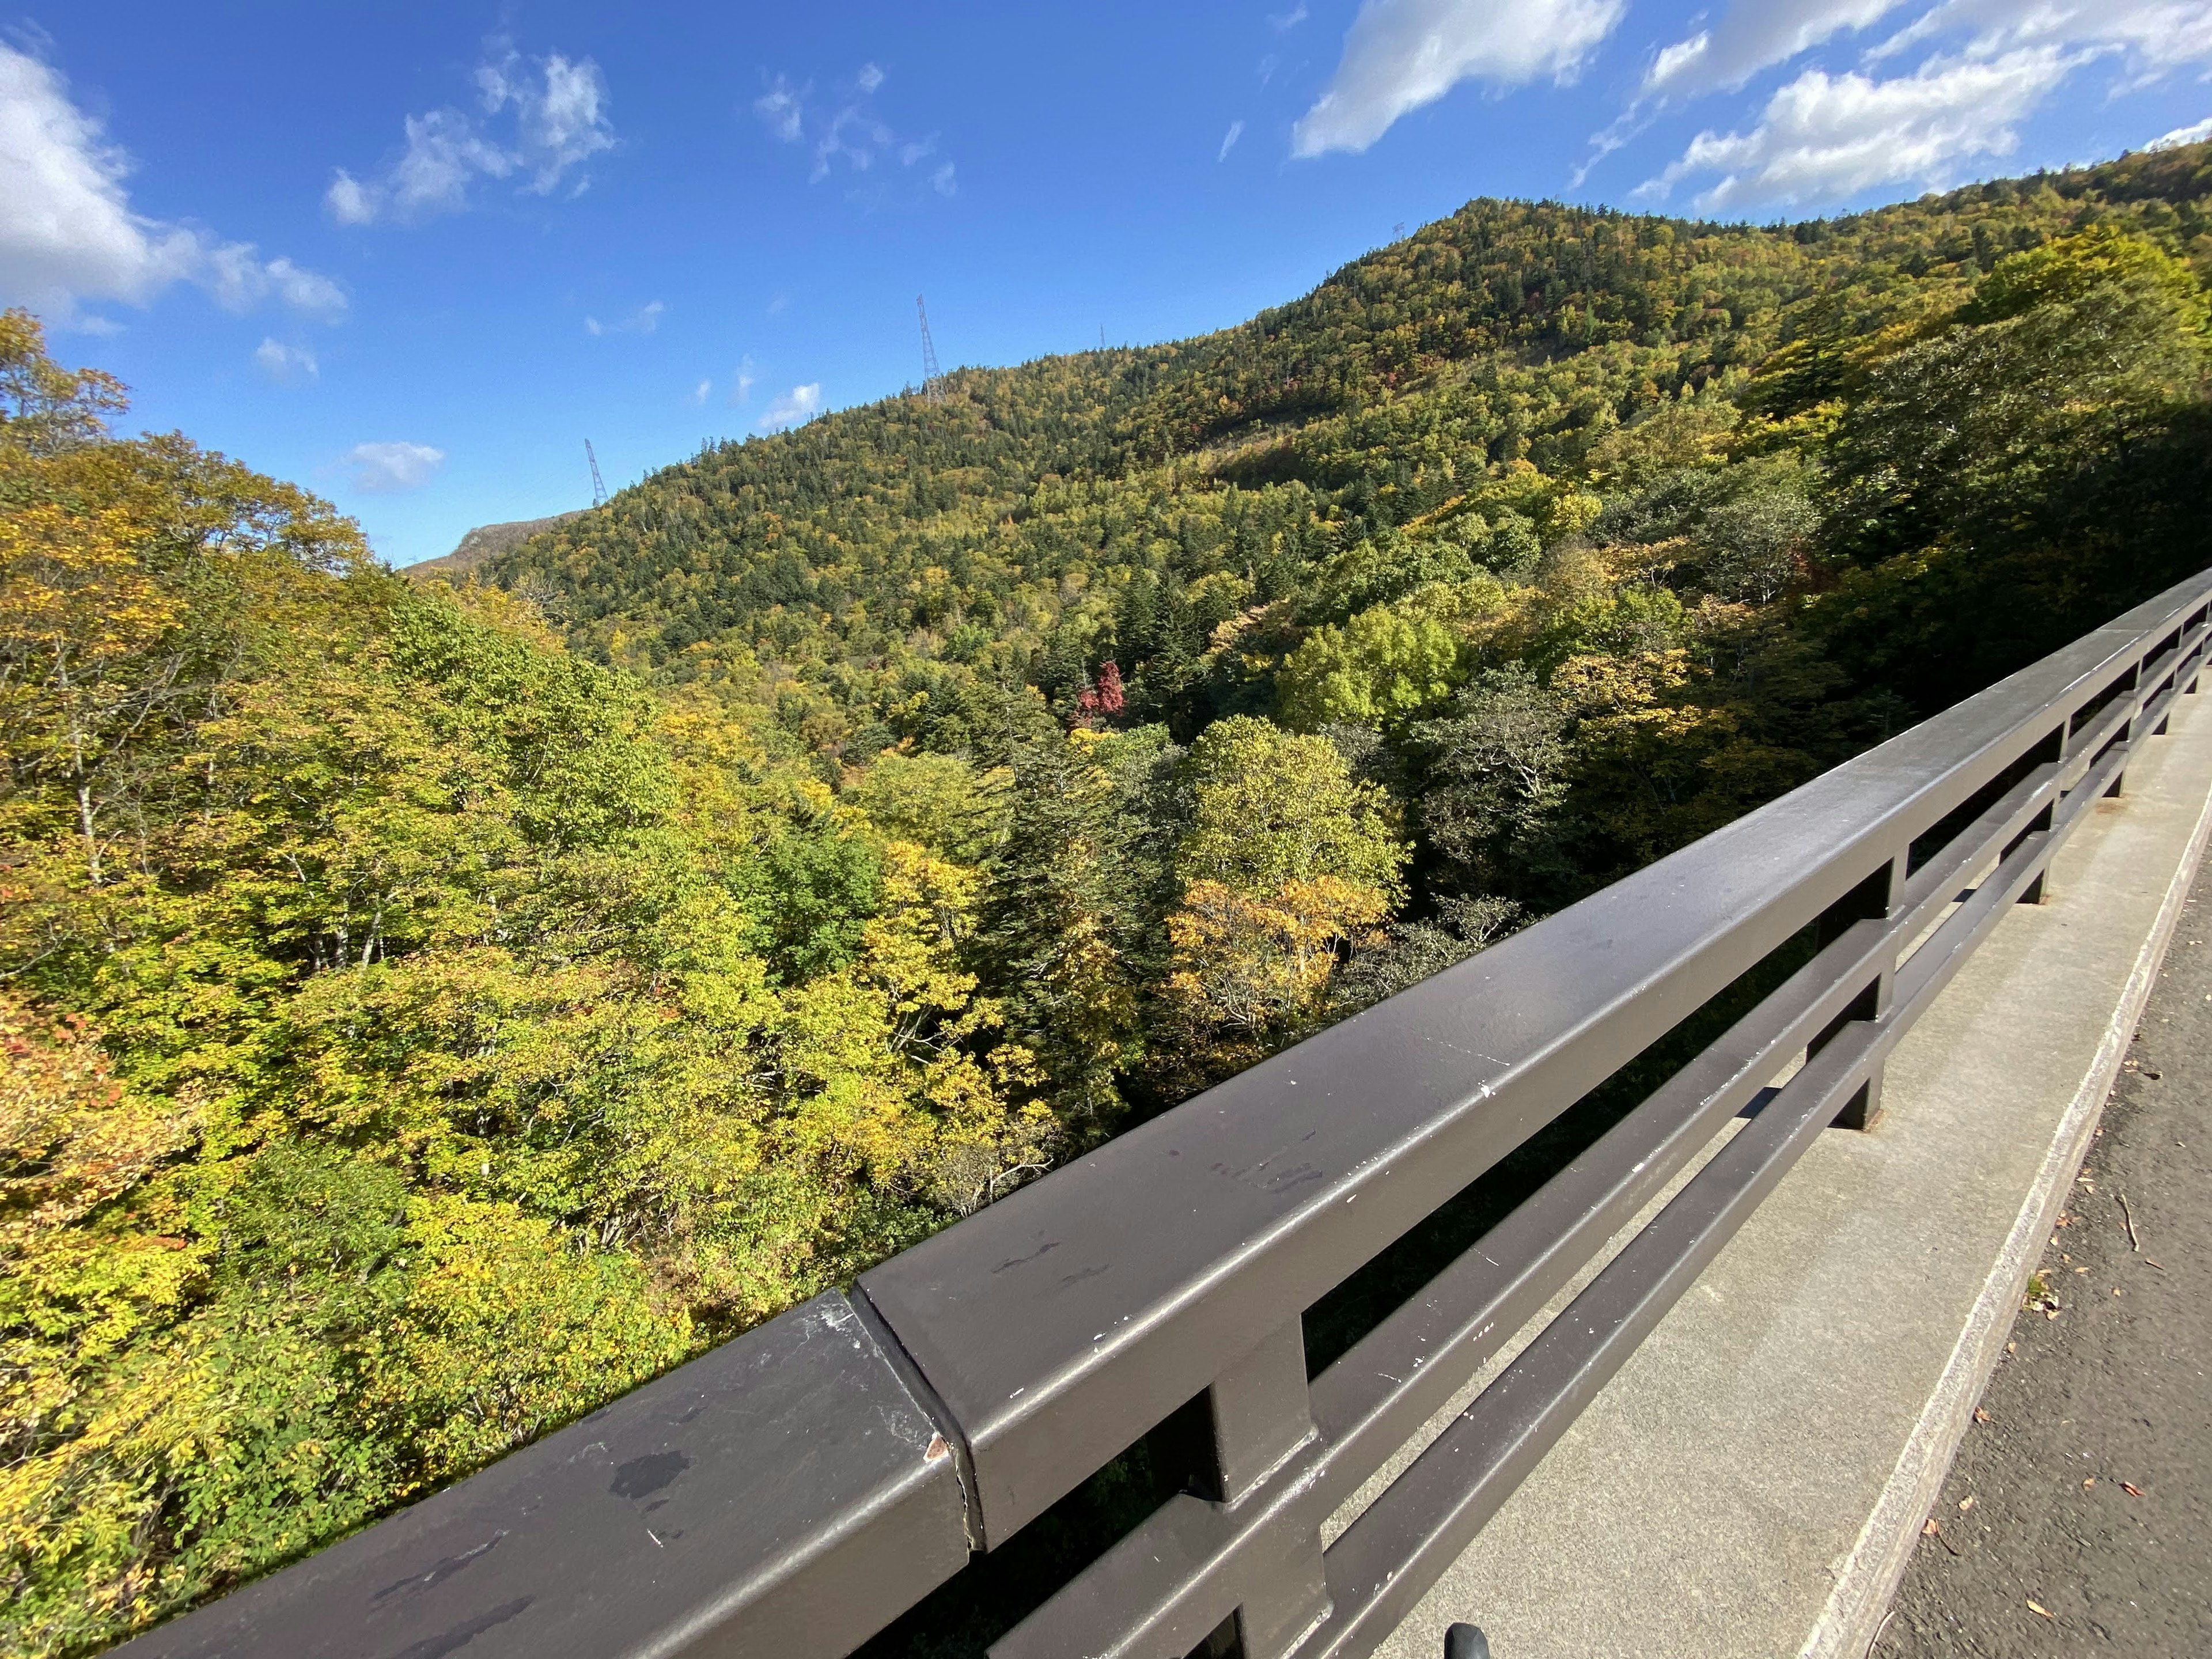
[1800,713,2212,1659]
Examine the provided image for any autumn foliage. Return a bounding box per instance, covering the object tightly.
[6,146,2212,1655]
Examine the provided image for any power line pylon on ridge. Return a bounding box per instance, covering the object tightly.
[916,295,943,404]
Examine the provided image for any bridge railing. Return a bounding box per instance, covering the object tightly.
[124,571,2212,1659]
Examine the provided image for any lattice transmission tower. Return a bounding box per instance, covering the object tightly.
[916,294,943,404]
[585,439,608,507]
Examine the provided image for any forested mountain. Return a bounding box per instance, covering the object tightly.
[403,510,584,580]
[6,145,2211,1656]
[502,144,2212,725]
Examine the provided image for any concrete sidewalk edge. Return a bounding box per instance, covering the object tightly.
[1799,727,2212,1659]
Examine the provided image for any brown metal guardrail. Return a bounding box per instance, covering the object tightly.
[120,570,2212,1659]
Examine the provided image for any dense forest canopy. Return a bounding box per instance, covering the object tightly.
[5,145,2211,1656]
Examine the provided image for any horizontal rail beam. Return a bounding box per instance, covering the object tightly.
[1295,740,2133,1659]
[861,576,2212,1548]
[116,1294,972,1659]
[984,672,2179,1659]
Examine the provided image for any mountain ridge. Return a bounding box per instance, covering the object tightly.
[404,510,585,579]
[489,145,2212,745]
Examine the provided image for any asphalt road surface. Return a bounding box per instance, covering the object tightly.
[1872,865,2212,1656]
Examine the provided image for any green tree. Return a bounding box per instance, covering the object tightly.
[1417,665,1572,897]
[976,734,1160,1136]
[1815,227,2212,707]
[1278,604,1464,731]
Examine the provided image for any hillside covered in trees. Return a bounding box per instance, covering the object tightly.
[6,144,2212,1655]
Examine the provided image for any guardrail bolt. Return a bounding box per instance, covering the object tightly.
[1445,1624,1491,1659]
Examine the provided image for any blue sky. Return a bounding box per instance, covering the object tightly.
[9,1,2212,566]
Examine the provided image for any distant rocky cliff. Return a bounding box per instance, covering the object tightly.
[403,511,585,580]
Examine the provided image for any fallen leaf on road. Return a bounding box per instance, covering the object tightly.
[1923,1518,1940,1535]
[1974,1407,1992,1423]
[2028,1601,2055,1620]
[2122,1482,2145,1498]
[2083,1476,2096,1489]
[1959,1495,1976,1511]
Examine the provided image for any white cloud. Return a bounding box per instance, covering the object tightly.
[387,109,515,219]
[271,259,344,313]
[731,355,757,404]
[325,171,377,226]
[693,378,711,404]
[1293,0,1628,157]
[2149,114,2212,149]
[755,65,955,199]
[1271,4,1311,29]
[0,42,342,325]
[1638,0,2212,109]
[1644,2,1911,99]
[1643,47,2075,213]
[755,75,807,142]
[205,247,346,317]
[331,47,613,225]
[0,43,194,312]
[254,338,317,383]
[1605,0,2212,193]
[1870,0,2212,75]
[478,50,616,191]
[342,441,445,494]
[757,383,822,431]
[814,107,894,180]
[1219,119,1246,160]
[584,300,664,336]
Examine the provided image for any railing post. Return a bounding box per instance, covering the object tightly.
[2105,661,2145,797]
[2018,721,2068,906]
[2147,625,2190,734]
[1812,853,1903,1131]
[1206,1319,1331,1658]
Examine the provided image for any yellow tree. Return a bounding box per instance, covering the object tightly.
[1158,717,1406,1091]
